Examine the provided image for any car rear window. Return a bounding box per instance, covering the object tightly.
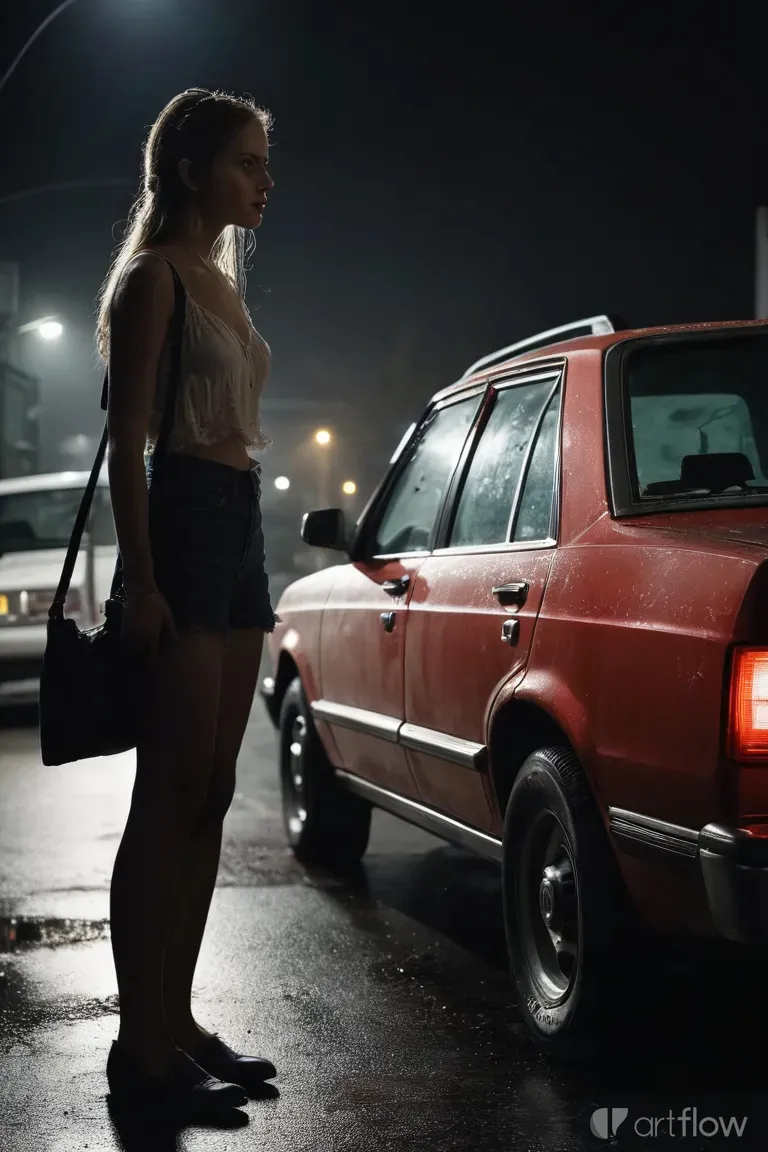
[627,334,768,502]
[0,487,115,553]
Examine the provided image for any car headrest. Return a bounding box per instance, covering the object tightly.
[679,453,754,491]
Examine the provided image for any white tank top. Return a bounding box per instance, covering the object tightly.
[135,250,272,455]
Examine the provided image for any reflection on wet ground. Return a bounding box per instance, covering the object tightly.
[2,704,768,1149]
[2,846,767,1150]
[0,915,110,950]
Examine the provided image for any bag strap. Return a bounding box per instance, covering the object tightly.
[50,263,186,620]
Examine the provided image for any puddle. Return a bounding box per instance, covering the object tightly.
[0,917,110,952]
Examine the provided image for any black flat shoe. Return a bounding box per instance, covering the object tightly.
[187,1033,277,1091]
[106,1040,248,1113]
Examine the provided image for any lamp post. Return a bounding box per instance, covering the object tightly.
[0,313,64,362]
[311,429,333,571]
[313,428,332,509]
[0,315,64,476]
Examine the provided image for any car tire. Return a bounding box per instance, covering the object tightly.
[278,676,372,867]
[502,745,634,1059]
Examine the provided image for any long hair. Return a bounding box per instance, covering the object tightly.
[96,88,272,358]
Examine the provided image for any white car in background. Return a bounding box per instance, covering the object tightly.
[0,469,117,706]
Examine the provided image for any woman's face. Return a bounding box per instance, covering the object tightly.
[197,115,273,229]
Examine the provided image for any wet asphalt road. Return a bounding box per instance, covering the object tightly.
[2,689,768,1151]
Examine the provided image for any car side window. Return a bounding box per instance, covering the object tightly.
[449,380,553,547]
[513,389,560,542]
[373,397,478,555]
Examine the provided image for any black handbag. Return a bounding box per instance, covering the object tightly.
[39,265,186,766]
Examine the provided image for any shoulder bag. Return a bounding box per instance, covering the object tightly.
[39,264,186,765]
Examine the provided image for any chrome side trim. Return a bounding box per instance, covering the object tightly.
[431,538,556,557]
[309,701,488,767]
[608,806,699,860]
[310,699,400,743]
[335,769,502,862]
[399,722,486,771]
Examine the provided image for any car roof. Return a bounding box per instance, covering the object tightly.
[0,469,108,496]
[433,318,768,405]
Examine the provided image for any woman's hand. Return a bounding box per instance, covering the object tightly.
[122,585,177,660]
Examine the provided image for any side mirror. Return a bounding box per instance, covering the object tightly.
[301,508,349,552]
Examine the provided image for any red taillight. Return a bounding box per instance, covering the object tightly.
[730,648,768,759]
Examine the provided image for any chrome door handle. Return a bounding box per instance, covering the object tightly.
[493,581,529,607]
[382,575,410,597]
[501,619,519,645]
[380,611,396,632]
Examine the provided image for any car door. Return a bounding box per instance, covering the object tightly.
[315,392,482,798]
[402,368,563,831]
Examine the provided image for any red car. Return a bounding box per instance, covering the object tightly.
[260,315,768,1056]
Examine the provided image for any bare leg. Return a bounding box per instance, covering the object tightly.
[109,628,226,1076]
[163,627,265,1053]
[161,820,224,1052]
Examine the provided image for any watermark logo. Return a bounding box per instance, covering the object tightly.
[590,1105,748,1140]
[591,1108,629,1140]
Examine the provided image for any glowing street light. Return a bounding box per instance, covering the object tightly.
[16,315,64,340]
[341,480,357,495]
[314,428,331,446]
[38,320,64,341]
[274,475,290,490]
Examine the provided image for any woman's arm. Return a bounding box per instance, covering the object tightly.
[106,253,174,598]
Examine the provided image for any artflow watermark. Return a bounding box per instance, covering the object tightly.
[591,1106,749,1141]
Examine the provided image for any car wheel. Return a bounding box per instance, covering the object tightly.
[278,676,372,867]
[502,746,633,1058]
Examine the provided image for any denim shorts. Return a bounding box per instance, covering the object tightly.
[142,452,278,634]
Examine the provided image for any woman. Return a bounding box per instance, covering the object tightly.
[98,88,278,1113]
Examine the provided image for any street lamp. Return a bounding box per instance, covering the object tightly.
[0,313,65,361]
[309,428,335,570]
[16,316,63,341]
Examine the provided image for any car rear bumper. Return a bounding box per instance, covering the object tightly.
[610,809,768,947]
[699,823,768,946]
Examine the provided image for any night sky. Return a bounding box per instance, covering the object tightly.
[1,1,767,481]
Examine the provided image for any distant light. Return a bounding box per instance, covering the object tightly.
[342,480,357,495]
[314,429,331,446]
[274,475,290,490]
[38,320,63,341]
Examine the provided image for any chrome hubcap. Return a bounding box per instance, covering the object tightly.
[283,713,308,836]
[520,812,580,1005]
[539,874,556,922]
[539,859,575,931]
